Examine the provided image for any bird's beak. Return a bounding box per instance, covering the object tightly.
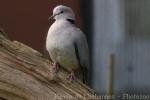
[48,14,55,20]
[49,12,62,20]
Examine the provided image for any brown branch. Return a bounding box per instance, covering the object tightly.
[0,31,98,100]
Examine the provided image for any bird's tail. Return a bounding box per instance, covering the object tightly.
[79,67,88,85]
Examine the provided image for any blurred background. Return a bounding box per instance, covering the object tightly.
[0,0,150,95]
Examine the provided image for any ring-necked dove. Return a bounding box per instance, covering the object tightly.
[46,5,89,83]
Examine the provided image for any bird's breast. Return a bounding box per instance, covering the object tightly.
[46,36,79,71]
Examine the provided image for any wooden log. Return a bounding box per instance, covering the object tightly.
[0,30,97,100]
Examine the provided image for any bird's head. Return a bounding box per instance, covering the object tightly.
[49,5,75,21]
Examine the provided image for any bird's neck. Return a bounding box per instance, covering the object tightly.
[48,19,75,35]
[66,19,75,24]
[54,19,75,27]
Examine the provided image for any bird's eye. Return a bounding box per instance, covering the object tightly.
[60,11,64,13]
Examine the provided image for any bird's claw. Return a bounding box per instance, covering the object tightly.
[67,71,76,82]
[52,62,59,73]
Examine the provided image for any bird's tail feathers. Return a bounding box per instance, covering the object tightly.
[79,67,88,85]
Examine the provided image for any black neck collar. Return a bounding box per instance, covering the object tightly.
[66,19,75,24]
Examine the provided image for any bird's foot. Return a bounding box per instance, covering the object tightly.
[67,71,76,83]
[52,62,59,73]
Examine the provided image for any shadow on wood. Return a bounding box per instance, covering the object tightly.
[0,30,98,100]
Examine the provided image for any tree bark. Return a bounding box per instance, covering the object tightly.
[0,30,97,100]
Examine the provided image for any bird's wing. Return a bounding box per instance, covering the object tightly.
[73,30,89,83]
[74,30,89,68]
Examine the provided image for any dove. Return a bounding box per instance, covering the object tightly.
[46,5,89,83]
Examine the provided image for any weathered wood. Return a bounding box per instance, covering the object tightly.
[0,31,97,100]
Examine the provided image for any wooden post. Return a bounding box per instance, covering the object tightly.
[107,54,115,96]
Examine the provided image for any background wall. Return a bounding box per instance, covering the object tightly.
[0,0,82,53]
[92,0,150,94]
[124,0,150,93]
[92,0,126,94]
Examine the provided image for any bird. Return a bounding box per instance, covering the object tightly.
[46,5,89,83]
